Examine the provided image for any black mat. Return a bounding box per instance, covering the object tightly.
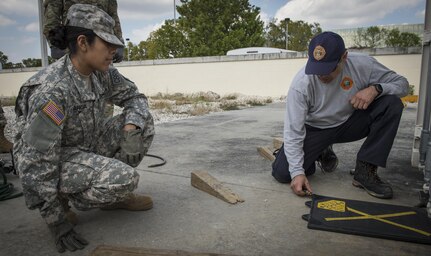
[303,195,431,245]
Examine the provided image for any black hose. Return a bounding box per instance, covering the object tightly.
[146,154,166,168]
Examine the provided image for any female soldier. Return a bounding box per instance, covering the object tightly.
[14,4,154,253]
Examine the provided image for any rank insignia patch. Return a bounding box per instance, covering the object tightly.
[43,100,65,126]
[110,69,123,85]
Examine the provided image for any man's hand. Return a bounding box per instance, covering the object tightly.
[350,86,379,110]
[49,220,88,253]
[290,174,313,196]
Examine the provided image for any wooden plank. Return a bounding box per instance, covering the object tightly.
[273,137,283,149]
[257,146,275,161]
[191,171,244,204]
[90,245,240,256]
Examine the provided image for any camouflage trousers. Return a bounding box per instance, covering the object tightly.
[0,101,7,127]
[59,113,154,210]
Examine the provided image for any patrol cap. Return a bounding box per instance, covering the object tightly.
[66,4,124,47]
[305,32,346,75]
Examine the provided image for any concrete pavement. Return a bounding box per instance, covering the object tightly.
[0,102,429,256]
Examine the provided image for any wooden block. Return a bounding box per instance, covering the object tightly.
[273,137,283,149]
[191,171,244,204]
[90,245,240,256]
[257,146,275,161]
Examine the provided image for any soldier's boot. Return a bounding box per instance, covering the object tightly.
[101,193,153,211]
[59,195,78,225]
[0,124,13,153]
[352,160,393,199]
[316,145,338,173]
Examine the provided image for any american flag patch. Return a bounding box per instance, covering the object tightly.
[43,100,65,126]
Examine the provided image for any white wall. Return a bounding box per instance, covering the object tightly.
[0,54,421,98]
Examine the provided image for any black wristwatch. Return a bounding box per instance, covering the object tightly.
[373,84,383,96]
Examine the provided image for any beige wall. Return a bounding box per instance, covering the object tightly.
[0,54,421,98]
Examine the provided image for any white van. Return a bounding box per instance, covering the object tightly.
[226,47,298,56]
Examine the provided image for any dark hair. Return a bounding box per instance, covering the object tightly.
[48,26,97,54]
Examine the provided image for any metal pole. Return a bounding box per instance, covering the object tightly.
[174,0,176,25]
[285,18,289,50]
[418,0,431,219]
[419,0,431,165]
[126,38,130,61]
[38,0,49,67]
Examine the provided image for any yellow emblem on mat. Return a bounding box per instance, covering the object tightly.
[317,200,346,212]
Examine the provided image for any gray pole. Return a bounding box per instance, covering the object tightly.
[285,18,290,50]
[419,0,431,219]
[38,0,49,67]
[126,38,130,61]
[174,0,176,25]
[419,0,431,165]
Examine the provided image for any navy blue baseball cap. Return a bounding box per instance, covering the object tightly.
[305,32,346,75]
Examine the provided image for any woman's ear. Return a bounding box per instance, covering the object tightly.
[76,35,88,52]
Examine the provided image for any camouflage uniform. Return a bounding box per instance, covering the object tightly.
[0,100,13,153]
[43,0,123,43]
[13,55,154,225]
[0,102,6,127]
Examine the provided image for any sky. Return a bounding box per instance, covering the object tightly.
[0,0,426,63]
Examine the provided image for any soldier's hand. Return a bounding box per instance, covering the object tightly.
[49,220,88,253]
[116,129,145,167]
[291,174,313,197]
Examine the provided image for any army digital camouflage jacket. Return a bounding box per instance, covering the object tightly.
[43,0,123,42]
[14,55,152,225]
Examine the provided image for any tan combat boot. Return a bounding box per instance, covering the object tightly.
[101,193,153,211]
[0,124,13,153]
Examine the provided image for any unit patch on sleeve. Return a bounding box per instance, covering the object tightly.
[43,100,65,125]
[110,69,123,85]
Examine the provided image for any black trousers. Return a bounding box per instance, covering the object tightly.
[272,95,404,183]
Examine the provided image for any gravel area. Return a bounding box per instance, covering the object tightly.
[2,93,285,143]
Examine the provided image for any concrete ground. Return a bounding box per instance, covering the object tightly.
[0,102,429,256]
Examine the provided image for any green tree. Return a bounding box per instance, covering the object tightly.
[174,0,265,57]
[385,28,421,47]
[145,20,189,59]
[22,58,42,67]
[0,51,17,69]
[0,51,8,67]
[364,26,387,48]
[353,28,366,48]
[354,26,387,48]
[265,18,321,51]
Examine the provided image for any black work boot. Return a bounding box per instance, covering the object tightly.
[317,145,338,173]
[352,160,393,199]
